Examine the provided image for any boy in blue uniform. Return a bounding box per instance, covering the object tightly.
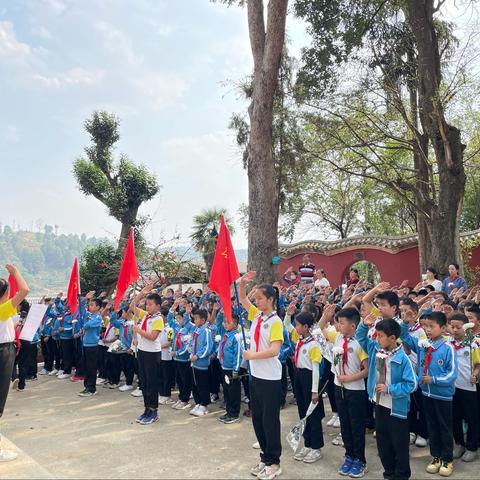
[57,308,75,379]
[190,308,213,417]
[401,311,458,477]
[218,314,244,423]
[357,316,417,480]
[78,292,103,397]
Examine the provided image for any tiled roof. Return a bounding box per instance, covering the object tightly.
[278,229,480,257]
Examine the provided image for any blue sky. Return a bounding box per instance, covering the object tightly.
[1,0,303,248]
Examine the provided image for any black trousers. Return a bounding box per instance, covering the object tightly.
[295,368,325,449]
[240,366,250,402]
[250,376,282,466]
[222,369,241,417]
[97,345,109,379]
[159,359,175,397]
[286,356,295,393]
[192,367,210,406]
[175,361,193,402]
[73,337,84,376]
[408,388,428,439]
[423,396,453,462]
[209,357,222,395]
[60,338,74,374]
[335,386,366,463]
[365,379,374,429]
[321,361,337,413]
[83,346,98,393]
[41,336,56,372]
[18,340,37,389]
[0,343,16,417]
[54,339,62,370]
[138,349,161,409]
[280,363,288,407]
[375,404,411,480]
[453,388,478,452]
[119,353,135,385]
[108,352,121,384]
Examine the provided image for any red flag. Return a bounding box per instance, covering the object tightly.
[67,258,80,313]
[114,229,139,309]
[208,215,240,323]
[8,274,19,299]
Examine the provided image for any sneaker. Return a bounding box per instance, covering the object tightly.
[175,401,190,410]
[135,408,148,423]
[48,369,58,376]
[461,450,477,462]
[333,434,344,447]
[453,444,465,459]
[39,368,49,376]
[192,405,208,417]
[327,413,339,427]
[131,387,142,397]
[426,457,441,474]
[108,383,119,389]
[219,413,229,422]
[294,447,311,461]
[119,384,134,392]
[303,448,322,463]
[189,404,200,416]
[0,449,18,462]
[56,370,64,377]
[223,415,240,424]
[439,461,453,477]
[250,462,266,476]
[333,416,341,428]
[57,373,70,379]
[158,396,169,405]
[409,432,417,445]
[257,464,281,480]
[338,456,354,476]
[96,377,106,385]
[349,459,367,478]
[171,400,181,409]
[78,390,97,397]
[139,409,158,425]
[70,375,85,382]
[415,435,427,447]
[242,395,249,404]
[164,397,175,405]
[210,393,219,403]
[252,441,261,449]
[11,378,19,391]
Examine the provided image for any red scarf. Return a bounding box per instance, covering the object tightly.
[342,336,349,368]
[452,340,463,351]
[294,336,313,368]
[253,312,275,352]
[175,332,183,350]
[141,314,151,332]
[104,322,114,340]
[123,324,128,339]
[423,340,445,376]
[220,334,228,362]
[193,332,199,354]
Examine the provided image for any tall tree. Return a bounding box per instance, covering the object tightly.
[73,111,160,251]
[190,208,235,276]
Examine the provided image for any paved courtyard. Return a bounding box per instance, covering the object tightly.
[1,376,477,479]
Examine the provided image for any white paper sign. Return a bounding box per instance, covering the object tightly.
[19,304,48,342]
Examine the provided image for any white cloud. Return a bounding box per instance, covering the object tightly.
[41,0,67,15]
[32,67,104,88]
[0,21,31,59]
[95,20,143,66]
[1,125,20,144]
[32,25,53,40]
[137,73,189,110]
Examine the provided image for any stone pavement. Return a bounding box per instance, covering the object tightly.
[1,375,477,479]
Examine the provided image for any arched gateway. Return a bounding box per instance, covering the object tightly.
[279,230,480,287]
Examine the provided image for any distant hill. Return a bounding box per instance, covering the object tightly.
[0,225,105,296]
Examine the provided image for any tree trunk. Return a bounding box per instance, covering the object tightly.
[407,0,466,277]
[246,0,288,283]
[118,206,139,252]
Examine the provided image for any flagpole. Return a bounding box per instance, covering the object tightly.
[233,281,248,351]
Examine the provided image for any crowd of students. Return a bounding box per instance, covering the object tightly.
[1,260,480,480]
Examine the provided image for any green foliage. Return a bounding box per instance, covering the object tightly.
[0,225,103,295]
[79,241,119,293]
[73,111,160,235]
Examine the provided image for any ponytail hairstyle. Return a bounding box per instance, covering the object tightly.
[0,278,9,299]
[257,284,278,311]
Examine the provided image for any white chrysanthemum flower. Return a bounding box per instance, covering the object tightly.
[246,338,251,345]
[418,339,431,349]
[332,346,344,355]
[463,322,475,331]
[376,352,388,359]
[311,328,322,336]
[215,334,221,342]
[183,335,191,342]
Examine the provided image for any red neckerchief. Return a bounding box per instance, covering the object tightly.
[193,331,199,354]
[294,336,314,368]
[123,323,128,339]
[141,314,151,332]
[14,325,21,356]
[342,336,350,368]
[423,340,446,376]
[449,274,460,283]
[175,332,183,350]
[220,334,228,362]
[104,322,114,340]
[253,312,276,352]
[409,322,422,333]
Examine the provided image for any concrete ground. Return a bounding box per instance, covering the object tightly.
[1,376,478,479]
